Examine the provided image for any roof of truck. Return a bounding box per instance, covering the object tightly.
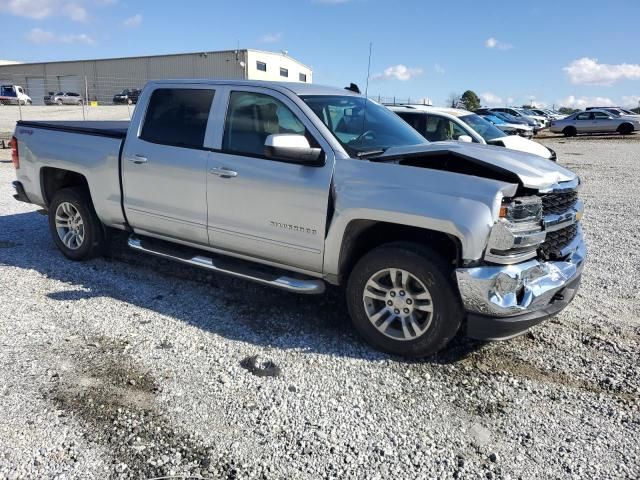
[147,79,360,97]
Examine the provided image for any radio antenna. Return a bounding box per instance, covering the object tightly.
[361,42,373,142]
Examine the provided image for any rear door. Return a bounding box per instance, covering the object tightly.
[205,86,334,272]
[122,85,216,245]
[592,111,616,132]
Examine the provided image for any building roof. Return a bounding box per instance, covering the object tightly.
[0,49,310,70]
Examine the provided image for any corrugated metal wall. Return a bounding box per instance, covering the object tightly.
[0,50,250,104]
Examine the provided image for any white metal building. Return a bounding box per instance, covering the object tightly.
[0,49,312,105]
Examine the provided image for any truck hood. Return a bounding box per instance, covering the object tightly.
[378,142,576,190]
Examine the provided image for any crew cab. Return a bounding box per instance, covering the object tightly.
[10,80,586,357]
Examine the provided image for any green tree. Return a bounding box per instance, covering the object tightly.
[460,90,481,111]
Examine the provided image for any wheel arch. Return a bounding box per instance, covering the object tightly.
[334,220,462,285]
[40,167,90,207]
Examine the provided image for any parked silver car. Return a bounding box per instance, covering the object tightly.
[44,92,84,106]
[550,109,640,136]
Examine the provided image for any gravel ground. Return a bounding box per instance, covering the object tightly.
[0,138,638,479]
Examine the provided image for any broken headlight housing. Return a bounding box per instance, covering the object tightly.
[485,196,545,264]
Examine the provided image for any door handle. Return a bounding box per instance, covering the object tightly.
[209,167,238,178]
[128,154,148,164]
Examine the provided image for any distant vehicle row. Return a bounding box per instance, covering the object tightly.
[0,84,141,106]
[389,105,556,161]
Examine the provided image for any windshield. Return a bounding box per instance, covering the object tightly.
[484,114,506,125]
[460,114,506,142]
[120,90,130,95]
[301,95,426,156]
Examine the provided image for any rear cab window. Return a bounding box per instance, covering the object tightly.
[140,88,215,149]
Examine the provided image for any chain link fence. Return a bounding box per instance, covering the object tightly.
[368,95,433,106]
[0,73,144,136]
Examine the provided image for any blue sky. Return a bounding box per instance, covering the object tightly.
[1,0,639,109]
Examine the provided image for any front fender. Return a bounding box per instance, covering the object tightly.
[323,158,517,277]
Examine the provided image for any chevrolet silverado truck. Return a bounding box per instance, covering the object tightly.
[10,80,586,357]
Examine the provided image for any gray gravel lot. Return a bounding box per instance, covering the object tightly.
[0,138,638,479]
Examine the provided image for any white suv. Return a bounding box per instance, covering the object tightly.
[389,105,556,161]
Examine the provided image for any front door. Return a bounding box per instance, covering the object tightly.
[122,85,216,245]
[206,87,334,272]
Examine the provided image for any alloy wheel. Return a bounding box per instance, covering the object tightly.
[362,268,434,341]
[55,202,85,250]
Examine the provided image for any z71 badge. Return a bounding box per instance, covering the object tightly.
[270,221,317,235]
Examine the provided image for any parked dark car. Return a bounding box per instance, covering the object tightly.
[113,89,141,105]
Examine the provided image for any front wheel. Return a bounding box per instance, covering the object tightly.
[48,188,106,261]
[346,243,463,357]
[563,126,577,137]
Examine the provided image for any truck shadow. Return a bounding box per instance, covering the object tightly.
[0,210,485,364]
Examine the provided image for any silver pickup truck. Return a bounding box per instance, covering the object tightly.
[10,80,586,357]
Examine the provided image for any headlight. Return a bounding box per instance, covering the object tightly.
[485,197,545,264]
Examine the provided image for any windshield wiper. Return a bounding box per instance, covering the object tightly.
[356,148,386,159]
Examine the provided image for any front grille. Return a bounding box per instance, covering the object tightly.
[541,191,578,215]
[540,223,578,260]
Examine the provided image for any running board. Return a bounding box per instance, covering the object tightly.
[127,236,326,295]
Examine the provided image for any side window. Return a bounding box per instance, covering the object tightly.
[141,88,215,149]
[576,113,592,120]
[223,91,306,157]
[423,116,467,141]
[397,112,425,134]
[593,112,610,119]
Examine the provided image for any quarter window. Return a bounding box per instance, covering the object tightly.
[223,91,306,157]
[141,88,215,149]
[256,61,267,72]
[299,73,307,82]
[280,67,289,78]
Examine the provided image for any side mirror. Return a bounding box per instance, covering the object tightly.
[264,134,323,164]
[458,135,473,143]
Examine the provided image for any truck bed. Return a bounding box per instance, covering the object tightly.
[16,120,129,139]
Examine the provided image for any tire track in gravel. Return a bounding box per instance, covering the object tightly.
[47,336,249,480]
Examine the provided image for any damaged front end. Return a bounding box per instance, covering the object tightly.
[455,178,586,340]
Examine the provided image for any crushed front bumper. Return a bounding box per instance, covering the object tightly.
[455,232,586,340]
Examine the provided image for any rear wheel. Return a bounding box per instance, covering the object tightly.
[346,243,463,357]
[48,188,106,261]
[56,99,63,106]
[618,123,634,135]
[563,126,577,137]
[127,98,133,105]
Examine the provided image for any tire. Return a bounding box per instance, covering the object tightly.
[27,100,32,105]
[346,242,464,358]
[127,98,132,105]
[563,126,577,137]
[618,123,633,135]
[48,187,106,261]
[78,100,84,106]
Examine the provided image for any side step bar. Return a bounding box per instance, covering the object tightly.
[127,236,326,295]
